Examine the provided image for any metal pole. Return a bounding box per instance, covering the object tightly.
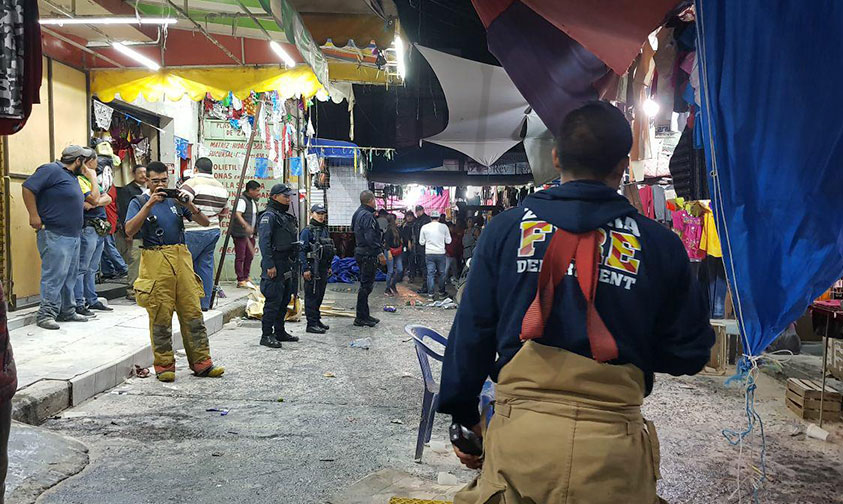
[819,314,831,427]
[209,98,264,308]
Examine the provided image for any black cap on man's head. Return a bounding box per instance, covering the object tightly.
[270,183,295,196]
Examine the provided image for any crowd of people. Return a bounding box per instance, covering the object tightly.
[374,206,483,301]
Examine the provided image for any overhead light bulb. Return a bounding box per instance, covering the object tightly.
[269,41,296,68]
[643,98,660,117]
[112,42,160,70]
[40,17,177,25]
[394,36,406,80]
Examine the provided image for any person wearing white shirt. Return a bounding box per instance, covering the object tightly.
[418,210,451,299]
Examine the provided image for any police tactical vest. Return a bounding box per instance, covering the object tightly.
[270,209,298,256]
[307,224,335,269]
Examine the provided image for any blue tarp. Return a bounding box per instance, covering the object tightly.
[696,0,843,355]
[307,138,358,159]
[327,257,387,284]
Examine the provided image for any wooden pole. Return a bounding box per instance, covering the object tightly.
[209,98,264,309]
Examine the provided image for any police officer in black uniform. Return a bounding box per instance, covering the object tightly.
[299,203,335,334]
[351,190,386,327]
[258,183,300,348]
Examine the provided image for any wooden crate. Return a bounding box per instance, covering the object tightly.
[703,322,729,375]
[785,378,842,421]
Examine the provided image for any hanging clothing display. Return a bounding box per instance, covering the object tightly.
[0,0,41,135]
[668,123,709,200]
[672,208,705,262]
[638,185,654,219]
[699,201,722,258]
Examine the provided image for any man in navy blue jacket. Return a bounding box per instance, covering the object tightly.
[439,101,714,504]
[351,190,386,327]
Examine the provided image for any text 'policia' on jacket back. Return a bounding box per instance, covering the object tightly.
[438,180,714,427]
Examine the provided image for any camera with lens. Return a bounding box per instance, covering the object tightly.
[157,188,190,203]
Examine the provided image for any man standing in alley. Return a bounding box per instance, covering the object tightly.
[258,183,300,349]
[231,180,261,288]
[351,190,385,327]
[124,161,224,382]
[22,145,100,330]
[418,210,451,300]
[180,157,229,311]
[299,203,334,334]
[413,205,432,294]
[117,164,147,299]
[74,154,114,317]
[439,101,714,504]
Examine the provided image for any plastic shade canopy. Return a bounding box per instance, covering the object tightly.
[696,0,843,355]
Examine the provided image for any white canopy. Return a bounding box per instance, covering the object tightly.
[417,45,529,167]
[417,45,556,184]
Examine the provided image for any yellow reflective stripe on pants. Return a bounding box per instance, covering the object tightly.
[134,244,213,375]
[456,342,662,504]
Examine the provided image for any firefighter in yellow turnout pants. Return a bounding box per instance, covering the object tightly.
[124,162,224,382]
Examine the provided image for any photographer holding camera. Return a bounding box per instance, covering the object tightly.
[124,161,224,382]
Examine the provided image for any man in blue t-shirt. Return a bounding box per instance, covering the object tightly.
[124,161,224,383]
[22,145,100,330]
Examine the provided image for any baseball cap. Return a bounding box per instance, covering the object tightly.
[311,203,327,213]
[60,145,95,163]
[430,210,441,218]
[269,183,295,196]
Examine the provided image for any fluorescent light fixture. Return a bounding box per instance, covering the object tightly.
[394,36,406,80]
[269,41,296,68]
[112,42,160,71]
[40,17,177,25]
[643,98,660,118]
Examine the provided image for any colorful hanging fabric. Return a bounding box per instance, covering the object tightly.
[289,156,303,176]
[93,101,114,130]
[174,136,189,160]
[255,157,270,178]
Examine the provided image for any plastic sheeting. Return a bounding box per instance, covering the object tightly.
[417,45,529,167]
[696,0,843,355]
[91,66,323,103]
[472,0,680,75]
[307,138,359,159]
[328,257,386,284]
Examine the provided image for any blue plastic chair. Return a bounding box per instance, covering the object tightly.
[405,324,447,462]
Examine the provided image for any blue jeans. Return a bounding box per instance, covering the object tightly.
[36,229,80,321]
[75,227,104,307]
[100,234,128,276]
[707,257,727,319]
[386,253,403,291]
[425,253,446,295]
[186,229,221,311]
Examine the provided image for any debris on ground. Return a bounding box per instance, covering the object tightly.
[350,337,372,350]
[206,408,230,416]
[390,419,404,424]
[427,298,457,309]
[436,472,458,485]
[323,372,336,378]
[276,397,285,403]
[383,305,397,312]
[806,423,830,442]
[212,452,224,457]
[133,365,150,378]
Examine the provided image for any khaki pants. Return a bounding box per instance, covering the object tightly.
[133,245,213,375]
[456,342,662,504]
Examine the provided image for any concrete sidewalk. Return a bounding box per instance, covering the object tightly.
[11,282,251,424]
